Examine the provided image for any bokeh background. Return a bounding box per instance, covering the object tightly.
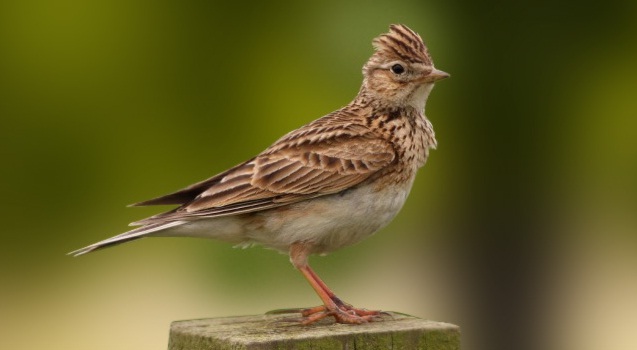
[1,1,636,349]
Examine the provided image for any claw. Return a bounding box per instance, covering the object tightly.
[301,305,327,317]
[299,301,384,325]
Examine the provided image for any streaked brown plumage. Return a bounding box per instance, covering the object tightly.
[70,24,448,324]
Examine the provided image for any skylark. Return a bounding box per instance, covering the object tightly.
[71,24,449,324]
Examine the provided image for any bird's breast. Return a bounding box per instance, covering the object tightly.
[246,175,416,255]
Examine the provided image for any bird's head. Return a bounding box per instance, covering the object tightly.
[362,24,449,111]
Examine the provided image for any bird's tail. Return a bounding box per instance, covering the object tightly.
[68,221,185,257]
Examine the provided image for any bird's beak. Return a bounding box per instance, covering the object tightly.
[427,68,450,82]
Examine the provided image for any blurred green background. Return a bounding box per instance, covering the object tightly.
[1,1,636,349]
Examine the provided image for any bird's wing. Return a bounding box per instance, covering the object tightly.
[130,159,254,207]
[132,134,395,225]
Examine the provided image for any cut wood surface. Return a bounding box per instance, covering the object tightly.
[169,312,460,350]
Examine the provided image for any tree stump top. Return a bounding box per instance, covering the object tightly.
[169,312,460,350]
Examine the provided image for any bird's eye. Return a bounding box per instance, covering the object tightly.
[390,64,405,75]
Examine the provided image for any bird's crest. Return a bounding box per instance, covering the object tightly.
[370,24,432,65]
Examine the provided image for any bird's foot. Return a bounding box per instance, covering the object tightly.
[299,298,385,325]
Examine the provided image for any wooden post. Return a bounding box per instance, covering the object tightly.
[169,312,460,350]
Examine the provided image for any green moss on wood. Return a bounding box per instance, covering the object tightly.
[169,312,460,350]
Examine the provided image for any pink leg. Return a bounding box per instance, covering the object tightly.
[289,243,382,324]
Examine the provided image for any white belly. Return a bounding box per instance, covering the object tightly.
[158,177,416,255]
[247,178,415,254]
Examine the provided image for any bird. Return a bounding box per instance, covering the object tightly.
[70,24,449,324]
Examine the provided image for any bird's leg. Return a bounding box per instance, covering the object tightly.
[301,265,381,316]
[289,243,382,324]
